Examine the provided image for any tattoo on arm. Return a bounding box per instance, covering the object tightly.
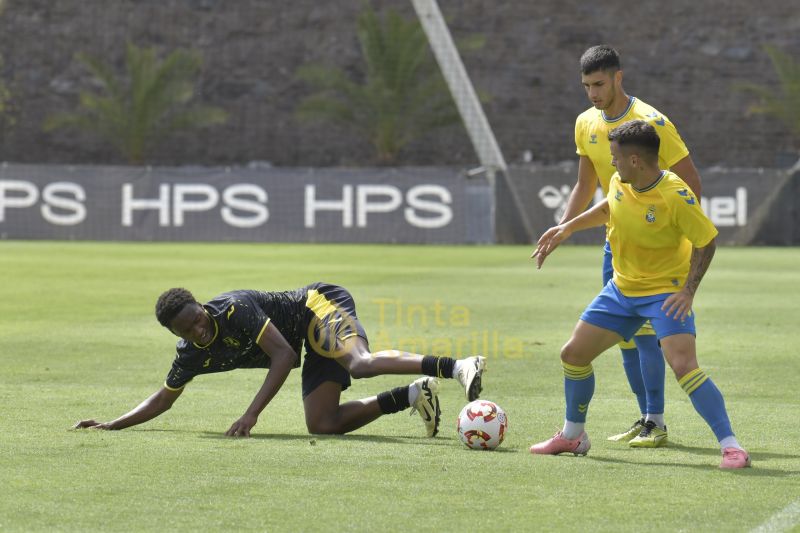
[685,240,716,295]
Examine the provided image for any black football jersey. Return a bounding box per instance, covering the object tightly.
[164,288,307,390]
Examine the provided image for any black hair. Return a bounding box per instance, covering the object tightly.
[155,288,196,328]
[580,45,621,75]
[608,120,660,163]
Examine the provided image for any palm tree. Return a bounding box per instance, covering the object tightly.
[296,5,475,164]
[737,45,800,160]
[45,42,227,164]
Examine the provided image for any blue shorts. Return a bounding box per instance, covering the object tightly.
[580,280,696,341]
[602,241,656,339]
[602,241,614,286]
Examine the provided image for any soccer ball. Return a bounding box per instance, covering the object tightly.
[457,400,508,450]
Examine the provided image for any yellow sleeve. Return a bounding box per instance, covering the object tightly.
[652,114,690,168]
[668,186,718,247]
[575,117,587,156]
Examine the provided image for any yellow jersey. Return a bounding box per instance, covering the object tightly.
[607,171,718,297]
[575,97,690,195]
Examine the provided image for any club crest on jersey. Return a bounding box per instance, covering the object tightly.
[223,337,240,348]
[614,189,623,201]
[589,134,598,144]
[646,205,656,223]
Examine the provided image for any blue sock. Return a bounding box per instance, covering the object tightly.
[563,361,595,423]
[620,347,646,415]
[679,368,734,441]
[634,335,665,416]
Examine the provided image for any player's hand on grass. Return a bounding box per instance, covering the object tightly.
[662,289,694,321]
[73,419,112,430]
[531,225,572,269]
[225,413,258,437]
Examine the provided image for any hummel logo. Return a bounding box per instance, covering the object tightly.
[647,112,666,126]
[578,403,588,413]
[203,358,212,368]
[685,198,696,205]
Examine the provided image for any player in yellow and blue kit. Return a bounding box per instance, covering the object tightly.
[529,120,750,469]
[559,45,705,447]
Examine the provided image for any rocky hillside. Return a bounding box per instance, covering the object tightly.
[0,0,797,167]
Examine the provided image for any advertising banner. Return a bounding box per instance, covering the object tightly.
[0,164,493,244]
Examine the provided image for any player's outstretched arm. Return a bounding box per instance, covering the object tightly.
[662,238,716,320]
[225,322,299,437]
[532,199,610,269]
[73,386,183,431]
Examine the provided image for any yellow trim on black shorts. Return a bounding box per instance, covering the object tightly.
[306,289,337,320]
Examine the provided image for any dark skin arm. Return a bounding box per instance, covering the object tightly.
[224,321,299,437]
[662,238,716,321]
[74,386,183,430]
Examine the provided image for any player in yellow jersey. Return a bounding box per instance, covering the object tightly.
[529,120,749,469]
[560,45,705,447]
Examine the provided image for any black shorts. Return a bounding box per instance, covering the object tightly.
[300,283,368,398]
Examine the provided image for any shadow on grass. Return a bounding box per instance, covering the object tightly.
[664,441,800,461]
[197,431,456,446]
[585,455,797,477]
[81,427,484,448]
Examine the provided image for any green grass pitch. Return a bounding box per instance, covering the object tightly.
[1,241,798,531]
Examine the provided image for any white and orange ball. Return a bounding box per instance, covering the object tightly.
[457,400,508,450]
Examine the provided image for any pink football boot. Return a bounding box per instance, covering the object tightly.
[720,448,751,469]
[530,431,591,456]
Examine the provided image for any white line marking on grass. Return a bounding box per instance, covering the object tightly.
[751,501,800,533]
